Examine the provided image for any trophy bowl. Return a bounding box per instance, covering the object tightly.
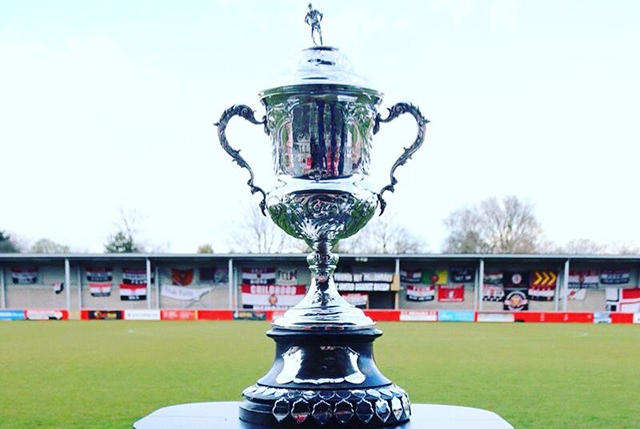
[216,44,428,427]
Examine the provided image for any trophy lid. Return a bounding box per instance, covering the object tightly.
[260,46,382,98]
[290,46,374,87]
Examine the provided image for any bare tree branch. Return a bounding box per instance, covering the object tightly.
[340,211,427,254]
[104,206,147,253]
[442,196,545,254]
[227,202,306,254]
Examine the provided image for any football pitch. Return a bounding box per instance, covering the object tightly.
[0,321,638,429]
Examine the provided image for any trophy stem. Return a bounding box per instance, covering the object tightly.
[308,240,337,294]
[272,241,376,331]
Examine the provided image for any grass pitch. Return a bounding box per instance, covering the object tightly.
[0,321,638,429]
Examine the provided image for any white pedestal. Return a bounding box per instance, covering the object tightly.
[134,401,514,429]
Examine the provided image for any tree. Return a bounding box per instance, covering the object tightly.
[104,207,145,253]
[340,211,427,254]
[227,202,305,254]
[441,206,488,253]
[442,196,545,254]
[0,230,20,253]
[104,232,142,253]
[609,242,640,255]
[197,244,214,253]
[30,238,70,254]
[559,238,608,255]
[552,239,640,255]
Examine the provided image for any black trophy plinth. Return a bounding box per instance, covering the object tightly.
[238,327,409,427]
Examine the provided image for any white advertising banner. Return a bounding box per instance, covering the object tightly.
[477,313,515,323]
[25,309,65,320]
[124,310,161,321]
[161,285,212,301]
[399,310,438,322]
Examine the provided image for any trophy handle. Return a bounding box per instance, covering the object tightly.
[214,104,270,215]
[373,102,429,214]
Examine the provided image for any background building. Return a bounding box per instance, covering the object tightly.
[2,254,639,321]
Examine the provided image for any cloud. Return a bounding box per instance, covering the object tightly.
[0,36,191,251]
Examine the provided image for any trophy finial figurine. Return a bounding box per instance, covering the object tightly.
[304,3,323,46]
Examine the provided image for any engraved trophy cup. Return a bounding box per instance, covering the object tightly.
[215,16,428,427]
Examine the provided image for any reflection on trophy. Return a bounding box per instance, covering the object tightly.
[215,12,428,427]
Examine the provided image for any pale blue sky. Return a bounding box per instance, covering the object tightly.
[1,1,639,253]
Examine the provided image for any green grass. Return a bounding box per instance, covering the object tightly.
[0,321,638,429]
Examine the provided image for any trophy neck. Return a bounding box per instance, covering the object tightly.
[307,243,336,290]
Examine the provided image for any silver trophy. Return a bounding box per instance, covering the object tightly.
[216,17,428,427]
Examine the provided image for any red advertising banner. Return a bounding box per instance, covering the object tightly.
[82,310,124,320]
[161,309,197,321]
[610,313,634,324]
[512,312,594,323]
[198,310,234,321]
[364,310,400,322]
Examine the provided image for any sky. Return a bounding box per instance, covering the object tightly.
[1,0,639,254]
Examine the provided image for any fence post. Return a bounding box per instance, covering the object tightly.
[395,257,400,310]
[228,258,234,310]
[477,258,485,311]
[77,265,82,310]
